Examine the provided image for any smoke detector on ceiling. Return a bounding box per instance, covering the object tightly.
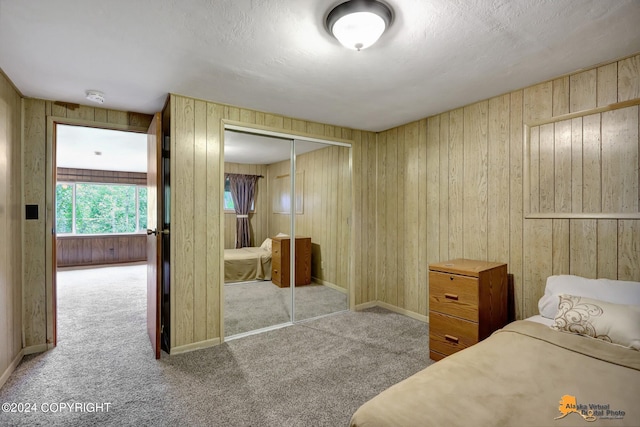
[85,90,105,104]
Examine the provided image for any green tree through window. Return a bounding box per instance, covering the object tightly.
[56,182,147,234]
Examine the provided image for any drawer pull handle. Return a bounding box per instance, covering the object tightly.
[450,276,454,280]
[444,293,459,301]
[445,334,459,344]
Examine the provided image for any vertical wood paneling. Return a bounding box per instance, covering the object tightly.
[366,133,377,302]
[438,113,449,260]
[396,127,405,308]
[425,117,439,313]
[618,56,640,102]
[23,99,47,346]
[463,102,488,260]
[385,128,398,306]
[207,103,223,340]
[552,219,570,275]
[538,123,555,213]
[448,108,464,258]
[570,118,583,212]
[553,77,569,116]
[406,121,421,314]
[174,96,195,347]
[529,126,540,213]
[597,220,618,280]
[617,220,640,281]
[570,219,597,278]
[193,100,207,343]
[376,132,388,303]
[523,220,552,318]
[523,82,553,122]
[0,71,22,382]
[487,95,510,263]
[597,63,618,106]
[371,54,640,322]
[570,70,597,112]
[417,120,428,315]
[554,120,571,212]
[582,113,601,212]
[509,90,524,320]
[601,107,638,213]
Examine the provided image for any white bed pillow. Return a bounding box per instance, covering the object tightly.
[552,294,640,350]
[276,232,288,237]
[260,238,272,252]
[538,275,640,319]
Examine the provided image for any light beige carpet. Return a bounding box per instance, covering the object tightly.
[0,264,431,427]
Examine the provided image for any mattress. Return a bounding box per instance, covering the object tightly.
[350,320,640,426]
[224,247,272,283]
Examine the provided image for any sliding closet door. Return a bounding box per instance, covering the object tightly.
[293,140,350,321]
[223,130,292,337]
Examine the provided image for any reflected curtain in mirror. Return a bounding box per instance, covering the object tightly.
[226,173,261,248]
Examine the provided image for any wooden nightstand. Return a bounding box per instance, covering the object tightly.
[428,259,508,361]
[271,236,311,288]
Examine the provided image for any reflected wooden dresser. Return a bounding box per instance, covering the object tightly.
[428,259,508,361]
[271,236,311,287]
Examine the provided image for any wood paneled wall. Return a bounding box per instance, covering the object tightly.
[374,54,640,320]
[223,162,269,249]
[56,235,146,267]
[0,70,23,386]
[57,168,146,185]
[267,145,351,289]
[170,94,375,350]
[22,99,151,347]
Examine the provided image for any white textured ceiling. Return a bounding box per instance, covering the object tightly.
[57,125,148,172]
[1,0,640,132]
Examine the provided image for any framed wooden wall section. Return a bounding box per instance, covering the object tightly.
[524,98,640,220]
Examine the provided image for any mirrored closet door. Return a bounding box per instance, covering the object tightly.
[223,131,351,339]
[293,140,350,321]
[223,131,293,337]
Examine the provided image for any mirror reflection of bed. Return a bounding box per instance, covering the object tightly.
[223,130,350,338]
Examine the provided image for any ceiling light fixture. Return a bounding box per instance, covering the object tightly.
[325,0,393,51]
[85,90,105,104]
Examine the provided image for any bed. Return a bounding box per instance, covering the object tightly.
[224,238,272,283]
[350,275,640,427]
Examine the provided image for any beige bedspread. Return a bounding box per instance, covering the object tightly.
[350,320,640,427]
[224,247,271,283]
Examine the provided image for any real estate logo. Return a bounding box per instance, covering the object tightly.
[555,395,625,422]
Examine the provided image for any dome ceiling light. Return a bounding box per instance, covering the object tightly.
[325,0,393,51]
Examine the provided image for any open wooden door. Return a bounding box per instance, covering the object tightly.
[147,112,162,359]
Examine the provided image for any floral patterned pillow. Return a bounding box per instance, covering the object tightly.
[552,294,640,350]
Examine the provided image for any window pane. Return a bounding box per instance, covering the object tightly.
[138,186,148,230]
[224,191,235,210]
[75,183,136,234]
[56,183,73,233]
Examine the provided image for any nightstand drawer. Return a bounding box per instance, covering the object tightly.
[429,271,479,322]
[429,311,478,356]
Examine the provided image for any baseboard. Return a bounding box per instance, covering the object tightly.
[354,301,378,311]
[311,277,348,294]
[355,301,428,323]
[0,349,24,390]
[23,344,49,355]
[170,338,221,355]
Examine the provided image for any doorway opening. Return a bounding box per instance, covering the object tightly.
[54,124,149,350]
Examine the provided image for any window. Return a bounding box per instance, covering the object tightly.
[55,182,148,234]
[224,176,254,212]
